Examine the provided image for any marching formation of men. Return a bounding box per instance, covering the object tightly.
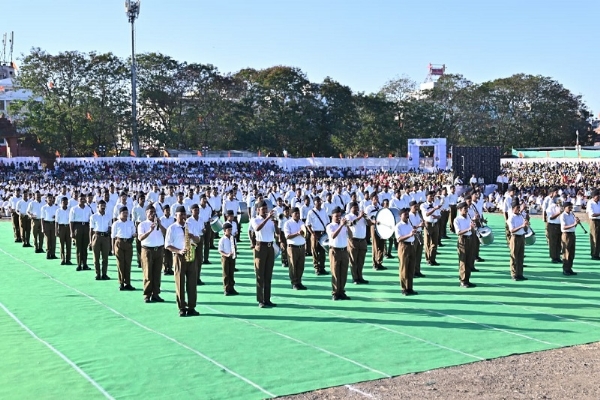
[4,177,595,317]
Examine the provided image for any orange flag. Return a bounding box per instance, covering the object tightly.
[93,151,98,158]
[130,150,136,157]
[55,150,60,158]
[197,150,202,157]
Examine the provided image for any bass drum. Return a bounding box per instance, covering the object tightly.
[238,201,249,223]
[318,233,330,251]
[210,215,223,233]
[477,226,494,246]
[375,207,400,240]
[524,230,536,246]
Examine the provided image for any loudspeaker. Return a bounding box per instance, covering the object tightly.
[452,147,500,185]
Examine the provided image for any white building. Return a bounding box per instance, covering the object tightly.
[0,64,33,117]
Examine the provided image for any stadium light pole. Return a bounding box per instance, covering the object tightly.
[125,0,141,157]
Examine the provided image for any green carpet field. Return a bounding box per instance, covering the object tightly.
[1,214,599,399]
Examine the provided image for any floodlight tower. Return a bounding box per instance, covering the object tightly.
[125,0,141,157]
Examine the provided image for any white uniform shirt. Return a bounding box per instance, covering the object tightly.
[137,219,165,247]
[41,204,59,222]
[111,220,136,239]
[251,216,276,242]
[306,208,329,232]
[453,214,472,236]
[16,199,31,215]
[409,211,423,232]
[587,199,600,220]
[165,223,185,250]
[112,203,131,220]
[69,205,93,223]
[55,207,71,225]
[218,235,236,258]
[326,222,349,248]
[132,205,146,224]
[395,220,414,243]
[346,213,367,239]
[283,218,306,246]
[186,216,204,237]
[90,212,112,233]
[508,213,526,236]
[160,215,175,230]
[546,203,561,225]
[560,212,576,233]
[420,202,439,224]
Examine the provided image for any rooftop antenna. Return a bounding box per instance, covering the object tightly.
[1,33,6,64]
[9,31,14,64]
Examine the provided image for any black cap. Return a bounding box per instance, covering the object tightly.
[400,208,410,214]
[226,210,235,216]
[563,201,573,207]
[190,204,199,210]
[223,222,233,230]
[145,204,155,211]
[256,200,266,208]
[332,206,343,214]
[175,205,186,214]
[119,206,128,213]
[457,202,468,209]
[291,207,300,214]
[409,200,418,207]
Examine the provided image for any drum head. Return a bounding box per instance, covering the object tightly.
[319,233,329,250]
[375,208,400,239]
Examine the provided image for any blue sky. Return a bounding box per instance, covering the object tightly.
[5,0,599,115]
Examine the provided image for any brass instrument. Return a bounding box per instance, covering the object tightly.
[184,224,196,263]
[408,217,423,246]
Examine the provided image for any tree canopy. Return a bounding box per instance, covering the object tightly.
[10,49,594,157]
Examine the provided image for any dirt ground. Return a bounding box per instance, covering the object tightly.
[284,210,600,400]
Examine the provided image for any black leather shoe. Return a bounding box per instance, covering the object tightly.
[234,268,239,272]
[568,270,577,275]
[203,260,211,264]
[471,267,480,272]
[359,279,369,284]
[296,284,307,290]
[438,243,445,247]
[119,284,125,291]
[476,257,485,262]
[224,291,231,296]
[401,289,408,296]
[265,301,277,307]
[292,284,301,290]
[179,309,187,317]
[197,279,205,286]
[144,297,152,303]
[230,289,239,295]
[124,284,136,291]
[258,302,266,308]
[66,261,73,265]
[340,294,351,300]
[407,290,418,295]
[430,261,440,266]
[82,266,91,271]
[187,308,200,316]
[414,272,426,278]
[60,261,65,265]
[151,295,165,302]
[332,294,341,301]
[76,266,82,271]
[373,265,387,271]
[552,259,562,264]
[460,282,476,288]
[101,275,110,280]
[517,276,528,280]
[95,275,101,280]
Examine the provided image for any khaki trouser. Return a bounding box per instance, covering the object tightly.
[174,253,198,311]
[348,238,367,282]
[73,222,90,266]
[449,205,457,233]
[310,231,326,270]
[590,220,600,258]
[547,223,561,260]
[458,235,474,283]
[279,231,288,265]
[163,249,173,272]
[286,244,305,285]
[424,222,439,263]
[32,219,42,250]
[142,246,164,297]
[254,242,275,304]
[370,225,385,267]
[43,221,56,258]
[398,242,415,291]
[562,232,575,272]
[194,239,204,280]
[19,215,31,245]
[509,234,525,278]
[12,212,21,241]
[440,210,449,238]
[329,247,349,296]
[221,255,236,292]
[414,233,424,274]
[58,224,71,263]
[115,238,133,285]
[203,222,212,262]
[92,234,110,275]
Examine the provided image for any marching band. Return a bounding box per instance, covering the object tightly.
[3,178,596,317]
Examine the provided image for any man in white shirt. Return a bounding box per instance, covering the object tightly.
[138,204,167,303]
[306,197,329,275]
[198,195,213,264]
[41,194,59,260]
[284,207,307,290]
[165,205,200,317]
[132,193,147,269]
[16,191,32,248]
[545,194,562,264]
[420,191,441,266]
[111,206,137,291]
[327,207,352,300]
[55,196,72,264]
[454,202,476,288]
[9,188,23,242]
[560,202,579,276]
[186,204,205,285]
[251,200,279,308]
[346,202,368,285]
[586,189,600,260]
[395,207,417,295]
[70,193,93,270]
[365,194,387,271]
[160,204,175,275]
[90,200,112,280]
[218,222,238,296]
[508,201,528,281]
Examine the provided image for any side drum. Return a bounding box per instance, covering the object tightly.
[273,243,281,259]
[210,215,223,233]
[524,230,536,246]
[318,233,330,251]
[238,201,249,223]
[375,207,400,240]
[478,226,494,246]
